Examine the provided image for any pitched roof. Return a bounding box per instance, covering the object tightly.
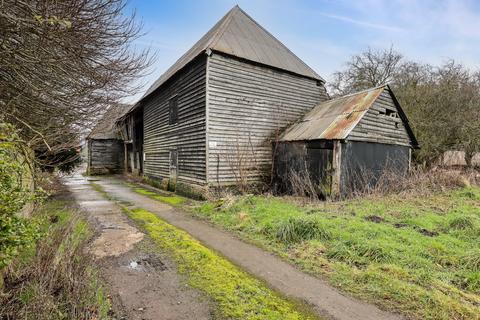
[280,85,418,147]
[142,5,323,99]
[88,104,131,140]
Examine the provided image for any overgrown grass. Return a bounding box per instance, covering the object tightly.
[192,187,480,320]
[0,199,111,320]
[123,207,319,320]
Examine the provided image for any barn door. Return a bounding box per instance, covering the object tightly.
[169,150,178,191]
[307,147,333,196]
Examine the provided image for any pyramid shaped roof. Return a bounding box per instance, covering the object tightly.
[142,6,323,99]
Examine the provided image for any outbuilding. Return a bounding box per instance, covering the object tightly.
[87,104,131,175]
[274,85,419,197]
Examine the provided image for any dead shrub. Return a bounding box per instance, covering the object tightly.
[220,134,271,194]
[286,166,320,201]
[0,204,110,319]
[344,164,479,199]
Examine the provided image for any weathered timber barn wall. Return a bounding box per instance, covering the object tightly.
[119,6,332,191]
[119,107,144,175]
[275,85,418,198]
[87,139,124,174]
[87,103,131,175]
[207,52,327,186]
[348,90,411,146]
[142,55,207,186]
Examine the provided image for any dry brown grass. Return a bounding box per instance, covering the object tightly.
[344,166,479,198]
[0,200,111,320]
[286,167,321,201]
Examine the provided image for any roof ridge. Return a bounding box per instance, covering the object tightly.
[227,6,324,82]
[330,84,387,100]
[208,6,240,48]
[138,5,324,103]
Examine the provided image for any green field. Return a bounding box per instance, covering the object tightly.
[191,187,480,320]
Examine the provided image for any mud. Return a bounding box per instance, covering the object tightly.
[64,172,212,320]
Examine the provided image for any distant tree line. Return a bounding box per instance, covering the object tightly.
[330,47,480,166]
[0,0,151,170]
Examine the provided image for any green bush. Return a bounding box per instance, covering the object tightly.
[0,123,38,269]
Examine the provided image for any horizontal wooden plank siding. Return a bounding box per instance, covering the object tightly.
[88,139,124,174]
[207,53,328,186]
[348,90,411,146]
[143,55,207,185]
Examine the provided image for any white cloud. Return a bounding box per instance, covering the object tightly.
[316,11,405,32]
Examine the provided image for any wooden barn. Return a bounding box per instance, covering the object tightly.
[117,6,328,190]
[87,104,131,175]
[274,85,419,197]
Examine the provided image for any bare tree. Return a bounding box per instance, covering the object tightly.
[329,46,403,96]
[395,60,480,165]
[0,0,152,169]
[330,47,480,167]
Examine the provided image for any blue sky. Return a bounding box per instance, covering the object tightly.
[125,0,480,101]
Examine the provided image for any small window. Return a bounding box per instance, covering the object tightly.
[379,108,399,118]
[385,109,398,118]
[169,96,178,124]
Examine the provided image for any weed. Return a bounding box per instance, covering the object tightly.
[448,216,476,230]
[274,217,331,244]
[462,249,480,272]
[454,271,480,293]
[0,200,111,319]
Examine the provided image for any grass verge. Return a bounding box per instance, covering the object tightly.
[190,187,480,320]
[0,199,111,320]
[122,206,319,320]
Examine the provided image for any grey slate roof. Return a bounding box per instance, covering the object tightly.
[88,104,131,140]
[142,5,323,99]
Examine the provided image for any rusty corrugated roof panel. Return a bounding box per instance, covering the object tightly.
[280,86,385,141]
[141,5,323,100]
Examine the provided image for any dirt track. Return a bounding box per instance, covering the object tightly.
[64,172,213,320]
[76,174,403,320]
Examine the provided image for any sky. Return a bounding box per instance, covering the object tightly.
[125,0,480,102]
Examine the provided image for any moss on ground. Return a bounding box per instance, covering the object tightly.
[124,207,319,320]
[131,187,186,206]
[192,187,480,320]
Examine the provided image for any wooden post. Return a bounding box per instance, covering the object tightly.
[331,140,342,198]
[408,148,412,172]
[124,143,128,174]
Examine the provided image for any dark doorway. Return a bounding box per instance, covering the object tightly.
[307,142,333,196]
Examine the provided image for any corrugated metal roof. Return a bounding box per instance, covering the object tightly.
[141,5,323,100]
[280,86,385,141]
[88,104,131,140]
